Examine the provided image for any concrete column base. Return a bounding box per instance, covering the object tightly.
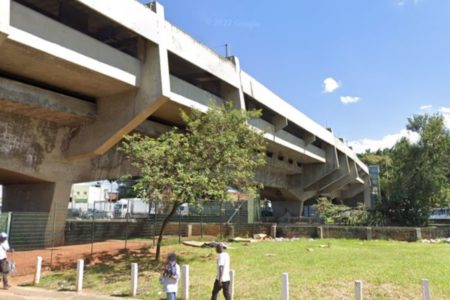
[3,181,72,247]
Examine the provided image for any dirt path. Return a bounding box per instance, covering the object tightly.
[9,240,152,285]
[0,286,135,300]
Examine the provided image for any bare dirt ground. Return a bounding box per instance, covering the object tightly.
[8,240,152,285]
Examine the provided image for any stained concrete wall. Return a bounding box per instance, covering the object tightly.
[0,0,370,247]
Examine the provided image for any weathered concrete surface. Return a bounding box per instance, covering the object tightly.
[0,0,370,245]
[66,41,170,160]
[0,77,95,126]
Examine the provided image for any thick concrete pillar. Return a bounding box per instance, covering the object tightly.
[3,181,72,246]
[67,41,170,160]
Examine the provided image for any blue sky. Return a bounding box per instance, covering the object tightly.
[153,0,450,152]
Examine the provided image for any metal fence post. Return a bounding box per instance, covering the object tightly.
[125,199,130,251]
[178,213,181,244]
[200,209,204,240]
[153,201,157,247]
[90,201,96,256]
[6,212,12,237]
[50,200,57,269]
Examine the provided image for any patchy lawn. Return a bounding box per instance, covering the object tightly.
[37,238,450,299]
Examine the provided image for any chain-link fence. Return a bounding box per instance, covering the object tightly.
[0,199,268,274]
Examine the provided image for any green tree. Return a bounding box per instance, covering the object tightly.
[378,114,450,226]
[120,103,266,260]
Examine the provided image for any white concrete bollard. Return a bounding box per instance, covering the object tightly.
[281,272,289,300]
[355,280,363,300]
[34,256,42,286]
[422,279,430,300]
[230,269,235,300]
[181,265,189,300]
[76,259,84,293]
[131,263,138,296]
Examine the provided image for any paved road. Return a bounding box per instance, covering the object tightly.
[0,286,134,300]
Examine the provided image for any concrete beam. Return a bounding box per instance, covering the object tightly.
[307,152,350,192]
[301,145,339,190]
[240,70,368,174]
[0,77,95,126]
[255,169,288,190]
[134,120,171,137]
[67,42,170,160]
[272,115,288,132]
[9,2,140,88]
[340,175,370,199]
[266,156,303,175]
[249,118,326,163]
[320,159,360,194]
[303,131,316,145]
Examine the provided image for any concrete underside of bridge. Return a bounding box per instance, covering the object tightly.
[0,0,370,245]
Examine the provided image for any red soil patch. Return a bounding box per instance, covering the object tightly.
[8,240,152,285]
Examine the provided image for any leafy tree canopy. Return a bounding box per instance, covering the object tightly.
[120,102,267,260]
[360,113,450,226]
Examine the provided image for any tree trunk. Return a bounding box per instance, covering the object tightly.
[155,202,180,261]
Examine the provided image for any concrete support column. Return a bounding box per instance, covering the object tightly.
[67,41,170,160]
[225,56,246,110]
[3,181,72,246]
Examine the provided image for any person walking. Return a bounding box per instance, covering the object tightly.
[0,232,11,289]
[211,243,231,300]
[160,253,180,300]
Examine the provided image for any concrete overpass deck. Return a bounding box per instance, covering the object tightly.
[0,0,370,242]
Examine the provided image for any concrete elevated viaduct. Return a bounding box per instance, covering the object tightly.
[0,0,369,241]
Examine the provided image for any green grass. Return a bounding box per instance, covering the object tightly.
[38,239,450,299]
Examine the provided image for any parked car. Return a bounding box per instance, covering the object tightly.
[81,209,113,219]
[67,208,82,219]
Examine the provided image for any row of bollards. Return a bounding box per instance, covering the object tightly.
[33,256,234,299]
[32,256,431,299]
[280,274,432,300]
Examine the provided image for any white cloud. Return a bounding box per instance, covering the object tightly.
[348,129,420,154]
[340,96,361,104]
[439,106,450,128]
[322,77,341,93]
[419,104,432,111]
[396,0,421,6]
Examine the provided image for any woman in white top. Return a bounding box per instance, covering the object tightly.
[0,232,11,289]
[160,253,180,300]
